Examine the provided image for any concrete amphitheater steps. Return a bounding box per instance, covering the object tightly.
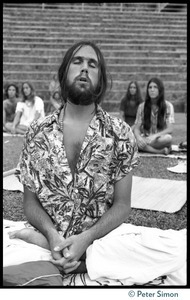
[3,3,187,112]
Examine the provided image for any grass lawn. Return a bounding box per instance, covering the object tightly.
[3,113,187,230]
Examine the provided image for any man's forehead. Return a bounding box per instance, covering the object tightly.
[73,45,98,60]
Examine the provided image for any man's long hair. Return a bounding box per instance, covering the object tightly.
[122,81,142,107]
[58,40,108,105]
[144,77,167,132]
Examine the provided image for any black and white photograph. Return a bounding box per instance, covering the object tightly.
[2,2,187,294]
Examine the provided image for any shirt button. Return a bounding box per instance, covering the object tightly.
[74,188,78,194]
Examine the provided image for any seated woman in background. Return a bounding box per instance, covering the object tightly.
[133,77,175,155]
[49,90,62,113]
[119,81,143,127]
[49,74,62,112]
[6,81,45,135]
[3,83,20,132]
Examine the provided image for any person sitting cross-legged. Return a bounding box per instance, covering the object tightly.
[119,80,143,128]
[133,77,175,155]
[3,83,20,133]
[6,81,45,135]
[6,42,185,283]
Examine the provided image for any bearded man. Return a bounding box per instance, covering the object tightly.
[7,42,185,284]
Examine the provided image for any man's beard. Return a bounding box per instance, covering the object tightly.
[66,78,98,106]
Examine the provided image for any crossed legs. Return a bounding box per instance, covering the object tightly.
[8,228,87,274]
[139,134,172,155]
[8,228,50,249]
[5,123,28,134]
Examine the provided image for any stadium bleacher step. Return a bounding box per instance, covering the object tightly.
[3,3,187,113]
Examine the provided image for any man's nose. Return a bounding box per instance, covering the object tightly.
[81,61,89,74]
[81,68,88,74]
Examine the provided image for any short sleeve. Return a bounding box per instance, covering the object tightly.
[166,102,175,124]
[15,102,24,113]
[112,121,139,183]
[134,103,144,125]
[15,126,40,193]
[35,97,44,112]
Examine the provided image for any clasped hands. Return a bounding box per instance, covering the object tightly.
[50,232,90,274]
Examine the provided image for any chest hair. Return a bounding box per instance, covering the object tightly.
[63,124,88,176]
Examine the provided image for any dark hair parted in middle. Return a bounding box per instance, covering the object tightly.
[122,81,143,107]
[58,40,108,105]
[21,81,36,102]
[144,77,167,132]
[5,83,19,98]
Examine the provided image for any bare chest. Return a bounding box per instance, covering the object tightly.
[63,124,89,176]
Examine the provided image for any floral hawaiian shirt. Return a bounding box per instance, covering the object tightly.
[16,105,139,238]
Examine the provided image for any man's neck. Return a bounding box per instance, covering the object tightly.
[65,101,96,122]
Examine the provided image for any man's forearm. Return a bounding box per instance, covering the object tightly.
[56,201,131,263]
[24,187,60,244]
[82,201,131,245]
[51,174,133,263]
[83,173,132,245]
[24,187,75,266]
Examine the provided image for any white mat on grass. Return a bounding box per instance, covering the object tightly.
[3,173,186,213]
[3,168,17,178]
[131,176,186,213]
[171,144,187,152]
[61,263,187,286]
[3,173,24,193]
[167,160,187,174]
[3,132,24,137]
[3,219,187,286]
[139,152,186,159]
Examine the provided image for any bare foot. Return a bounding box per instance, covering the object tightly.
[8,228,31,240]
[8,228,50,250]
[163,147,171,155]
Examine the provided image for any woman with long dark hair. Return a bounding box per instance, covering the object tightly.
[133,77,175,155]
[8,81,45,134]
[48,74,62,113]
[119,81,143,127]
[3,83,20,132]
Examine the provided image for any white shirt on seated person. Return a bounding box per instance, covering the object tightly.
[16,96,45,127]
